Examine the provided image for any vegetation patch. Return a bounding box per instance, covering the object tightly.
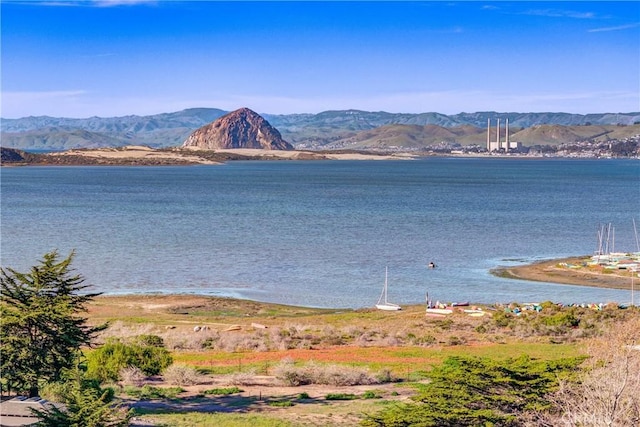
[267,400,294,407]
[203,386,244,396]
[325,393,358,400]
[124,385,184,399]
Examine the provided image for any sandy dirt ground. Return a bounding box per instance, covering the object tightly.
[126,375,415,426]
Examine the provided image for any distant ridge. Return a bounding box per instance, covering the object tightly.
[182,108,292,150]
[1,108,638,150]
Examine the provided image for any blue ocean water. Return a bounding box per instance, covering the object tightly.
[1,158,638,308]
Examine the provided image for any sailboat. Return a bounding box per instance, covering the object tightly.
[376,267,401,311]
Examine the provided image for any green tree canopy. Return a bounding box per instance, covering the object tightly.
[33,367,132,427]
[0,251,106,397]
[362,355,584,427]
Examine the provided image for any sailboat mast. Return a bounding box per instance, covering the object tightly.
[385,266,388,303]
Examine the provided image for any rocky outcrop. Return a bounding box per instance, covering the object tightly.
[182,108,292,150]
[1,147,41,163]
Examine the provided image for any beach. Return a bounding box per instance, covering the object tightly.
[492,256,637,290]
[43,146,415,165]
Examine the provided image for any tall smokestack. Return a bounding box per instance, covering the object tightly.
[505,118,509,153]
[487,118,491,151]
[496,118,500,149]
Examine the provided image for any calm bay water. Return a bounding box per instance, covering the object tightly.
[1,158,638,308]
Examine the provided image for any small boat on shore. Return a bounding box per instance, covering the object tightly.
[451,301,469,307]
[376,267,401,311]
[425,308,453,315]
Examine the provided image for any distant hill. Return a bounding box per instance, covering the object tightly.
[327,124,486,150]
[2,108,639,150]
[322,123,640,151]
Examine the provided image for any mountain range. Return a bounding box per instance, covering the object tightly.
[1,108,639,151]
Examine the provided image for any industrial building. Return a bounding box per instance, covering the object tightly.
[487,118,522,152]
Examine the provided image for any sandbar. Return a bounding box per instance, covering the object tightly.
[491,256,637,290]
[44,146,415,165]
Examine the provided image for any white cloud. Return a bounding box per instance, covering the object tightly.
[588,22,640,33]
[91,0,156,7]
[523,9,596,19]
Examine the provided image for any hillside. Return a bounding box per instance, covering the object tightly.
[2,109,638,150]
[327,124,486,149]
[321,123,640,151]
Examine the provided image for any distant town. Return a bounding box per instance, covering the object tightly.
[413,130,640,158]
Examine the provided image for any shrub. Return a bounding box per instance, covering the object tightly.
[86,340,173,382]
[162,364,203,386]
[119,365,146,386]
[274,360,379,387]
[229,370,258,386]
[203,387,243,396]
[492,310,515,328]
[135,334,165,348]
[274,363,311,386]
[268,400,294,407]
[362,390,382,399]
[325,393,357,400]
[123,385,184,399]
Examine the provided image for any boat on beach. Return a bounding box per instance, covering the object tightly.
[425,308,453,315]
[376,267,401,311]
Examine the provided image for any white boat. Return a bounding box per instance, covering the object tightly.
[376,267,401,311]
[426,308,453,315]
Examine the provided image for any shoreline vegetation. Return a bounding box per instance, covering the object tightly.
[5,252,638,426]
[81,254,637,426]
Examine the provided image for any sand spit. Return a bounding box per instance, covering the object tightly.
[47,145,220,165]
[492,256,637,290]
[44,146,416,165]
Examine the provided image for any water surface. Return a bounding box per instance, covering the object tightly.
[1,158,638,308]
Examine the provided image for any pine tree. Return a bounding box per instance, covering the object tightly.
[32,367,133,427]
[0,251,106,397]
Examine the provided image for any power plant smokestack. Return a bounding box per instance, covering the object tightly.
[487,118,491,152]
[505,118,509,153]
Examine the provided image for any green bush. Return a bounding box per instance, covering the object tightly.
[86,340,173,382]
[268,400,294,407]
[123,385,184,399]
[362,390,382,399]
[203,386,244,395]
[541,310,579,328]
[325,393,357,400]
[492,310,515,328]
[135,334,165,348]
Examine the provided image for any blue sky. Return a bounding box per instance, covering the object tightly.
[1,1,639,118]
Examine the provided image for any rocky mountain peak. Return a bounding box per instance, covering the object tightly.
[182,107,292,150]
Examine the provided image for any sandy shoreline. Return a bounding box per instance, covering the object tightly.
[491,255,636,290]
[43,146,416,165]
